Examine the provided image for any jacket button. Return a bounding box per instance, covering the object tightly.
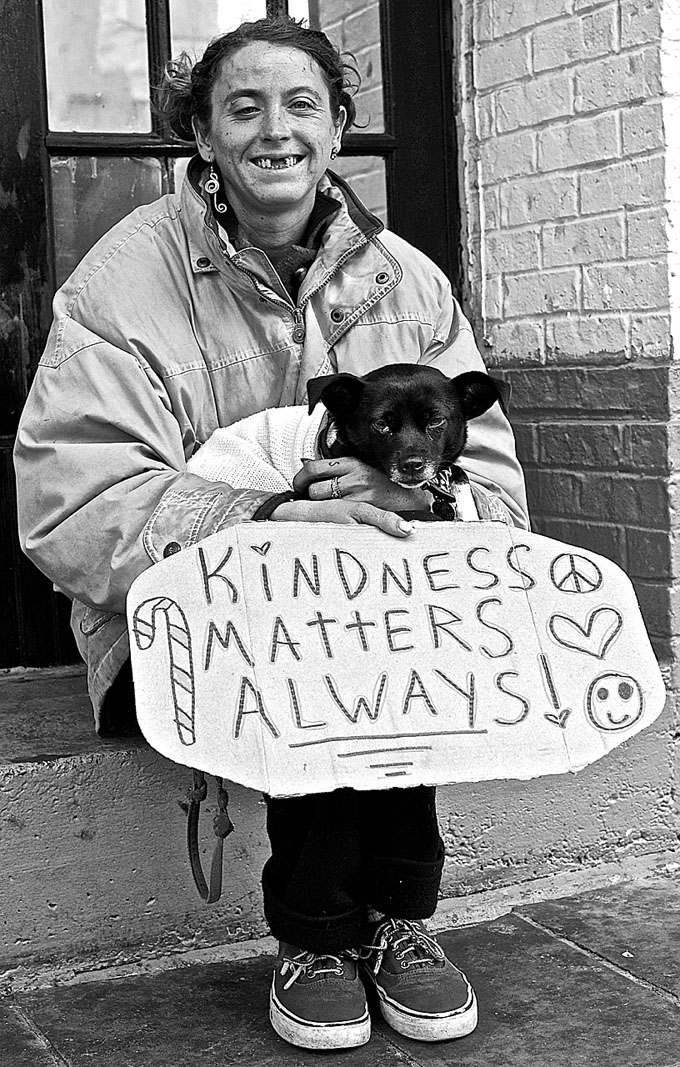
[375,271,390,284]
[163,541,182,558]
[292,326,306,343]
[196,257,211,268]
[330,308,345,323]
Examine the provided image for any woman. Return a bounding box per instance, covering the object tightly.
[14,16,528,1052]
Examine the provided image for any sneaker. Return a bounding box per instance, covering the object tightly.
[360,918,477,1042]
[270,943,371,1050]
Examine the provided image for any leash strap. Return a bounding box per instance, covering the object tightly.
[187,769,234,903]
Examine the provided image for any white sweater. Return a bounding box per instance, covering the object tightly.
[187,405,325,492]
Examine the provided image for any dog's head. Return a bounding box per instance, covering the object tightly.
[308,363,508,488]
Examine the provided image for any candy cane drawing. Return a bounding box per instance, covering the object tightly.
[132,596,196,746]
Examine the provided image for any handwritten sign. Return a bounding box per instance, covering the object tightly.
[126,522,666,797]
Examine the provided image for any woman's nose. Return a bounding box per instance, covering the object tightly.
[261,107,291,140]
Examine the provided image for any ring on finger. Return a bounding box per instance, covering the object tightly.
[330,476,342,499]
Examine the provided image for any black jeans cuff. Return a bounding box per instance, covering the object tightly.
[262,859,366,953]
[366,841,445,919]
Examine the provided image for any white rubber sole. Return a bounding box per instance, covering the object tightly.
[378,990,478,1042]
[269,989,371,1050]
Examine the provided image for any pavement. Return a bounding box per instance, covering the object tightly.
[2,858,679,1067]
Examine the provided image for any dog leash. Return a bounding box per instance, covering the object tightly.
[187,770,234,903]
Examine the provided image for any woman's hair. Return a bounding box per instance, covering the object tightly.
[157,16,359,142]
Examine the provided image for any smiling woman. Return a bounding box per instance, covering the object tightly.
[14,12,528,1055]
[192,43,346,238]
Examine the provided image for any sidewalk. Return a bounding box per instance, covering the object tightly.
[3,857,678,1066]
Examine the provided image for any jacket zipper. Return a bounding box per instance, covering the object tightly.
[227,235,373,328]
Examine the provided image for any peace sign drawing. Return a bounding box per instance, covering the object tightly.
[550,553,603,594]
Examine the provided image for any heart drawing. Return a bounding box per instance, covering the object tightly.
[545,708,572,729]
[548,607,623,659]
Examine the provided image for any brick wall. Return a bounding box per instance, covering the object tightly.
[457,0,679,668]
[438,0,680,893]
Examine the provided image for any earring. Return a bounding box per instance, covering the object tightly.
[330,147,339,160]
[204,163,228,214]
[204,164,220,195]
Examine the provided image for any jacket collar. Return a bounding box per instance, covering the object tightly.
[180,154,384,280]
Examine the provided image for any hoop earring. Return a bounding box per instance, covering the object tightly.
[204,163,228,214]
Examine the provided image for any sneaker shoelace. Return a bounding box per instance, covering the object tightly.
[363,919,446,975]
[280,949,357,990]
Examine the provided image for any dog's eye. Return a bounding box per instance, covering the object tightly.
[428,417,447,431]
[372,418,391,436]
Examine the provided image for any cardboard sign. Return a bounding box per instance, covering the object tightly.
[127,522,666,797]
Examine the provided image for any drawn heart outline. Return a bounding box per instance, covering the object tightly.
[548,606,622,660]
[544,708,571,729]
[250,542,272,556]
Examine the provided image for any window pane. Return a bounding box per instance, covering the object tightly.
[305,1,385,133]
[170,0,267,56]
[43,1,151,132]
[51,157,163,285]
[332,156,387,225]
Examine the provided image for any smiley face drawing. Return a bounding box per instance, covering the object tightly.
[585,673,644,732]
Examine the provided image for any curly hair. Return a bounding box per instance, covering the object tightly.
[157,16,359,142]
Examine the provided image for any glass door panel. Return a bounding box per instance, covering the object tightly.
[50,157,164,285]
[170,0,268,54]
[331,156,387,224]
[43,0,151,132]
[304,0,385,132]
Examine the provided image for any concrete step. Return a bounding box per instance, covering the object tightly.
[1,665,677,984]
[0,668,270,978]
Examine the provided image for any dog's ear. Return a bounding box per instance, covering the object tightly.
[307,373,366,416]
[450,371,511,420]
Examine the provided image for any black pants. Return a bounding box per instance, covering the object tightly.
[263,786,444,954]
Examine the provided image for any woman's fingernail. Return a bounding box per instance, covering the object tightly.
[398,519,414,533]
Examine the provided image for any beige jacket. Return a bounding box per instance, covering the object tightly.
[14,158,529,727]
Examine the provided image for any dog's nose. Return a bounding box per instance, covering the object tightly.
[401,457,426,476]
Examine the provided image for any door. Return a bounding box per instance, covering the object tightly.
[0,0,459,667]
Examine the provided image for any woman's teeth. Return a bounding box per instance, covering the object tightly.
[253,156,301,169]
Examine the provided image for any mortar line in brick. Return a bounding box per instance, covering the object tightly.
[519,148,666,179]
[514,46,658,84]
[539,208,625,227]
[513,912,680,1007]
[5,998,72,1066]
[618,145,667,164]
[575,99,657,123]
[480,12,601,49]
[577,262,584,310]
[575,39,658,68]
[579,254,667,270]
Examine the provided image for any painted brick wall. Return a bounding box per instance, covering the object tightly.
[458,0,679,669]
[443,0,680,893]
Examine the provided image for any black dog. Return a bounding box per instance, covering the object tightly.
[307,363,508,519]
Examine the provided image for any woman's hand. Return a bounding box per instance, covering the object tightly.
[269,457,436,536]
[293,457,434,512]
[270,497,414,538]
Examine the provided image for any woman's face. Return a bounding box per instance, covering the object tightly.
[194,41,346,221]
